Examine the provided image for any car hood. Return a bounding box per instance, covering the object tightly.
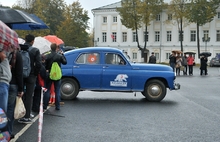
[130,63,173,71]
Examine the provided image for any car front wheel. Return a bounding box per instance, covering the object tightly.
[143,79,166,102]
[61,78,79,100]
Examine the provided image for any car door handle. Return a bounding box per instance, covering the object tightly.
[73,66,79,68]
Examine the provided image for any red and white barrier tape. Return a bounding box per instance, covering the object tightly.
[38,87,47,142]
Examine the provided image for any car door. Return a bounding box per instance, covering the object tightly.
[73,52,102,89]
[101,52,132,90]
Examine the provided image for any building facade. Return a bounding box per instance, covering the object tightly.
[92,2,220,63]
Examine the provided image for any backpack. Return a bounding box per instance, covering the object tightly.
[49,62,62,80]
[0,108,8,130]
[0,108,10,142]
[19,46,32,78]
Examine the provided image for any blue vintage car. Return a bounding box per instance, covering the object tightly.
[61,47,180,102]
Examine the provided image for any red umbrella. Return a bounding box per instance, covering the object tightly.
[44,35,64,45]
[0,20,19,51]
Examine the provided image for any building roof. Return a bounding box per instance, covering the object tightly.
[92,1,121,10]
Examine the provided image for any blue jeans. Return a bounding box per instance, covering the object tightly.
[170,62,175,72]
[43,79,61,109]
[0,82,9,113]
[7,84,17,135]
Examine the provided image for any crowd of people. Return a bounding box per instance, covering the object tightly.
[148,50,209,76]
[169,51,208,76]
[0,34,67,140]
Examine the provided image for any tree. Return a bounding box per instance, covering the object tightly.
[42,0,66,34]
[56,1,90,47]
[139,0,166,61]
[186,0,220,58]
[117,0,165,62]
[117,0,142,49]
[167,0,189,53]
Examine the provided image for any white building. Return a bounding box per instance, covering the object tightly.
[92,1,220,63]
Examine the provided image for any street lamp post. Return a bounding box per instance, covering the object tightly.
[202,36,210,52]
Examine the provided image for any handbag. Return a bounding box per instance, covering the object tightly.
[14,97,26,119]
[180,66,184,71]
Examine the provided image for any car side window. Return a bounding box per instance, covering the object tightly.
[76,53,100,64]
[105,53,125,65]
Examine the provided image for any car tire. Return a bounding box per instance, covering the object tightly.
[143,79,166,102]
[61,78,79,100]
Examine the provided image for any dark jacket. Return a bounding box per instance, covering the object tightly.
[169,54,176,64]
[200,57,208,70]
[45,51,67,71]
[22,43,42,76]
[149,55,156,63]
[10,51,23,92]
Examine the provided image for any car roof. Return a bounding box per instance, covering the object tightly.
[64,47,123,55]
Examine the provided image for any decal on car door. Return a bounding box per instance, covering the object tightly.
[110,74,128,87]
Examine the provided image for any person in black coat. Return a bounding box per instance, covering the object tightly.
[32,55,47,113]
[148,52,156,64]
[169,51,176,72]
[200,56,208,75]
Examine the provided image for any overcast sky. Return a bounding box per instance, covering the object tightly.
[1,0,170,31]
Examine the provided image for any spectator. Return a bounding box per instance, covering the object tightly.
[148,52,156,64]
[200,56,208,75]
[187,54,194,76]
[32,54,47,113]
[7,48,23,138]
[0,47,12,113]
[125,51,130,59]
[175,53,182,76]
[182,53,188,75]
[43,43,67,110]
[169,51,176,72]
[18,34,42,124]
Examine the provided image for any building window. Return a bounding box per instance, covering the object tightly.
[102,32,106,42]
[217,30,220,41]
[103,17,107,23]
[203,30,209,40]
[156,14,160,21]
[133,32,137,42]
[218,12,220,19]
[168,14,172,20]
[122,32,127,42]
[132,52,137,59]
[166,53,171,59]
[167,31,172,42]
[143,31,148,42]
[179,31,184,41]
[111,32,117,42]
[113,16,117,22]
[190,30,196,42]
[155,31,160,42]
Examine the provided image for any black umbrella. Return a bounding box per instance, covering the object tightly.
[184,51,196,54]
[10,14,49,30]
[199,52,212,57]
[0,7,48,30]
